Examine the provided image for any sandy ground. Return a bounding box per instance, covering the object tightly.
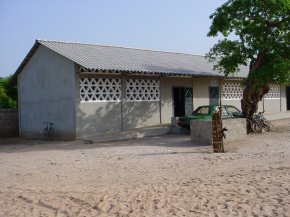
[0,119,289,217]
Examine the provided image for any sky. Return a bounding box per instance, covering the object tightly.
[0,0,227,77]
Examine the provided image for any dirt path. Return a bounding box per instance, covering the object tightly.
[0,119,289,216]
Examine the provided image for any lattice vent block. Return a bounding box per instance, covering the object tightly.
[222,82,243,100]
[126,79,160,101]
[80,78,121,102]
[265,84,280,99]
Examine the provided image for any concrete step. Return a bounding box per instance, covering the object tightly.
[85,124,172,143]
[170,126,190,134]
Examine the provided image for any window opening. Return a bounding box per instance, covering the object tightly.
[222,82,243,100]
[80,78,121,102]
[264,84,280,99]
[126,79,160,101]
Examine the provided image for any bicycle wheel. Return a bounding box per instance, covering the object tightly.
[269,121,274,130]
[246,119,253,133]
[263,120,274,131]
[252,122,261,134]
[43,127,48,138]
[48,128,54,138]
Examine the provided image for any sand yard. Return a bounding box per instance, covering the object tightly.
[0,119,289,217]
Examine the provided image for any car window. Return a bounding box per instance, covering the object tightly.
[227,106,241,113]
[221,107,228,116]
[194,107,210,115]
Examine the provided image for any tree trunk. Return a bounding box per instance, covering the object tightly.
[241,53,269,133]
[241,79,269,133]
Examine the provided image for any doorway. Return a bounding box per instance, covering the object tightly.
[172,87,193,117]
[209,87,220,106]
[286,86,290,110]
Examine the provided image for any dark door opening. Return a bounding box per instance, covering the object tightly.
[286,86,290,110]
[173,87,193,117]
[209,87,219,106]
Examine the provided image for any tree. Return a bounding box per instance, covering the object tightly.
[0,76,17,109]
[206,0,290,123]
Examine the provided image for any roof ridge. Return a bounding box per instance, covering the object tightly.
[36,39,206,57]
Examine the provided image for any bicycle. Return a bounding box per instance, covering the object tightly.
[251,112,274,133]
[43,122,54,139]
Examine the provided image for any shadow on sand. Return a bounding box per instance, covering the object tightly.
[0,134,211,154]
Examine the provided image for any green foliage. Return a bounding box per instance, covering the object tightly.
[207,0,290,87]
[0,76,17,109]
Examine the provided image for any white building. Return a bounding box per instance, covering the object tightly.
[11,40,289,139]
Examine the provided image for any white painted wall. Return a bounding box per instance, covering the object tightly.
[280,85,287,112]
[123,101,160,129]
[18,45,76,139]
[76,75,161,138]
[77,102,122,138]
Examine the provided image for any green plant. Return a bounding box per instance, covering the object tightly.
[207,0,290,121]
[0,76,17,108]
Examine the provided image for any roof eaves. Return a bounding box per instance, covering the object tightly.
[80,66,225,78]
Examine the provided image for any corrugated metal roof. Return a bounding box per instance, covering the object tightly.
[37,40,248,78]
[10,39,248,87]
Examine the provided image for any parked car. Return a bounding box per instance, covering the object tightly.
[177,105,243,128]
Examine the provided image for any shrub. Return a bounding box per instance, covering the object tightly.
[0,76,17,108]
